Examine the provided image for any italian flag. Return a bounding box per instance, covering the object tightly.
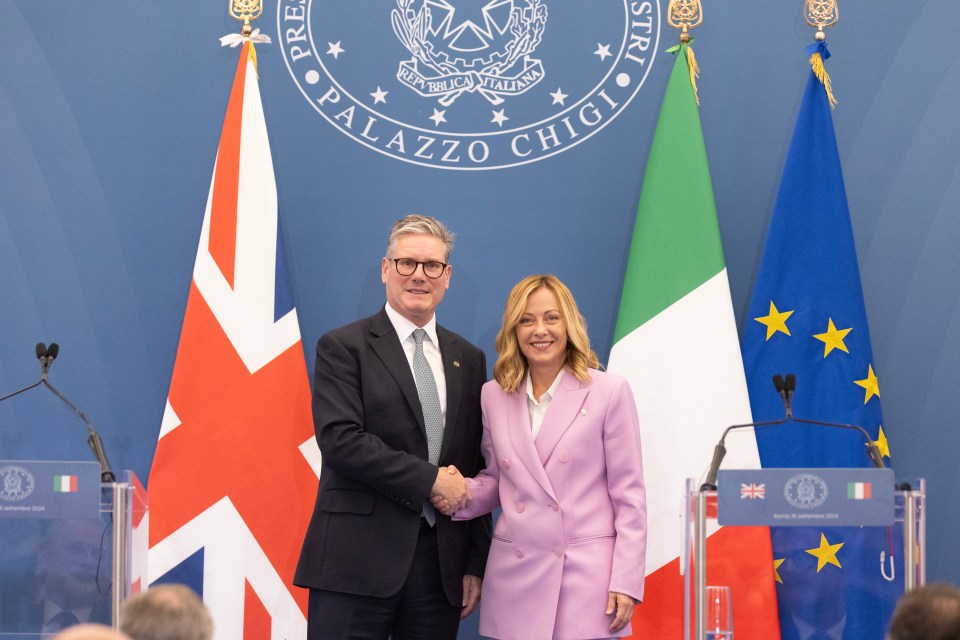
[607,45,781,638]
[53,475,78,492]
[848,482,872,499]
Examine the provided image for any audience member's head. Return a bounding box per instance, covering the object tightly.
[119,584,213,640]
[888,582,960,640]
[52,623,131,640]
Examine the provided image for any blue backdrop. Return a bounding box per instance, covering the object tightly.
[2,0,957,620]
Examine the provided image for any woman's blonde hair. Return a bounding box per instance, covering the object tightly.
[493,274,599,393]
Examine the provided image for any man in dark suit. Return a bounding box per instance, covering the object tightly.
[294,215,491,640]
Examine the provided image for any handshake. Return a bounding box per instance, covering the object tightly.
[430,465,471,516]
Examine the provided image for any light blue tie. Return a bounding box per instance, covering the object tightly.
[412,328,444,525]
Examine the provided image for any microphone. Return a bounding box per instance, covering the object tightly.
[772,374,793,419]
[784,373,795,417]
[38,342,59,381]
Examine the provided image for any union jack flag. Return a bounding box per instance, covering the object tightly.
[740,482,766,500]
[147,40,320,639]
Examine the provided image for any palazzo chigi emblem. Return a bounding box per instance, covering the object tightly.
[391,0,547,106]
[278,0,660,169]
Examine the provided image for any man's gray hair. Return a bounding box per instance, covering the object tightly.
[386,215,455,261]
[120,584,213,640]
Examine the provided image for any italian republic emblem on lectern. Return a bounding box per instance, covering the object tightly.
[0,465,35,502]
[278,0,661,170]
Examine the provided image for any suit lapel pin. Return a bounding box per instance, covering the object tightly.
[579,409,587,416]
[453,360,461,368]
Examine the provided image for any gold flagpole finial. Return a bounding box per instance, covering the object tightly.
[667,0,703,104]
[667,0,702,45]
[229,0,263,37]
[804,0,839,108]
[805,0,839,42]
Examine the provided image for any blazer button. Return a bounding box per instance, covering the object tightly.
[501,458,510,469]
[550,501,559,511]
[553,546,563,557]
[515,503,525,513]
[559,453,569,462]
[515,549,525,559]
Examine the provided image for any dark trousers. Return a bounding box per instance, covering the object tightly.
[307,522,461,640]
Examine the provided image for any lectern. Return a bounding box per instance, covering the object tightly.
[0,461,148,638]
[682,469,924,640]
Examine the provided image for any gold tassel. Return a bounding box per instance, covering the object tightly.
[686,45,701,105]
[809,51,838,108]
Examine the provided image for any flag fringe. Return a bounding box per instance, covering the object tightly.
[249,42,259,77]
[809,52,838,108]
[687,45,701,105]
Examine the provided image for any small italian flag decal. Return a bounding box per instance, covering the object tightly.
[847,482,872,500]
[53,475,78,492]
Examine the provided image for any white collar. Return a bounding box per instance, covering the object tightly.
[525,368,566,405]
[384,303,439,345]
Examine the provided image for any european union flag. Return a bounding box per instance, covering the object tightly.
[741,43,903,640]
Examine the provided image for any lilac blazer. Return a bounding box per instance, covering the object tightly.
[454,369,647,640]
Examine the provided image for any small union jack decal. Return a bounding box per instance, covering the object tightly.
[740,482,766,499]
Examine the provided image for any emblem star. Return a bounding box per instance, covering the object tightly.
[773,557,785,584]
[813,318,852,357]
[875,425,891,459]
[594,43,613,61]
[326,41,345,59]
[755,301,794,340]
[550,88,568,106]
[429,108,448,127]
[854,364,881,403]
[429,0,512,46]
[805,533,844,572]
[491,109,509,127]
[370,87,389,104]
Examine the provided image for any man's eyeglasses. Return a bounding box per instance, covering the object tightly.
[388,258,449,279]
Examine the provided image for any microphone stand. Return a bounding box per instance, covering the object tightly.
[700,418,787,491]
[42,378,116,483]
[0,379,44,403]
[789,416,886,470]
[0,345,116,482]
[700,373,886,491]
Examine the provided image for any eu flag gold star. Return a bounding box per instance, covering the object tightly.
[854,364,880,403]
[755,301,794,340]
[806,533,844,572]
[773,557,785,584]
[876,425,890,459]
[813,318,852,357]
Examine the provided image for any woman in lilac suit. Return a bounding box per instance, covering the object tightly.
[433,274,647,640]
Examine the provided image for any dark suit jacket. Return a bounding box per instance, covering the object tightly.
[293,307,492,606]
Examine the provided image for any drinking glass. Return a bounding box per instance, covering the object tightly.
[705,585,733,639]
